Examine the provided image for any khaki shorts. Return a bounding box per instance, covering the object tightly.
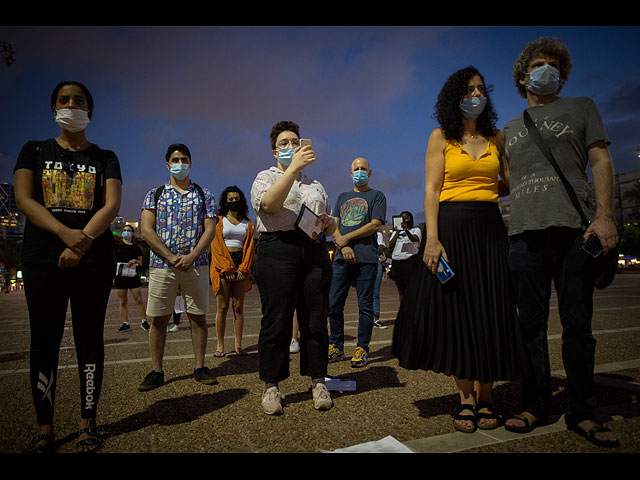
[146,266,210,317]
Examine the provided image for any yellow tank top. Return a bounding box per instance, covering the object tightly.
[439,138,500,203]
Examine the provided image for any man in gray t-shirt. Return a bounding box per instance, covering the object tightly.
[503,37,619,448]
[328,157,387,368]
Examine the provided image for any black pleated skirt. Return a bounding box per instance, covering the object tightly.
[392,202,522,383]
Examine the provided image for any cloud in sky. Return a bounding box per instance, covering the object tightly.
[2,26,640,221]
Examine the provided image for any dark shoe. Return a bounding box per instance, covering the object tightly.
[117,323,131,333]
[138,370,164,391]
[453,404,477,433]
[194,367,218,385]
[567,422,620,448]
[23,433,55,453]
[476,402,501,430]
[75,427,102,453]
[505,412,546,433]
[141,321,151,331]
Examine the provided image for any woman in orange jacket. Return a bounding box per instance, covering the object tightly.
[210,186,255,356]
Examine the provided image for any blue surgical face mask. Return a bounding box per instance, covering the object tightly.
[527,64,560,95]
[122,231,132,239]
[170,163,190,180]
[277,146,295,166]
[459,96,487,120]
[352,170,369,186]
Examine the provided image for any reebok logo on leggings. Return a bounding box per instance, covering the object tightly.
[84,364,97,410]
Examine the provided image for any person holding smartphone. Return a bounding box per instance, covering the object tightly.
[392,67,522,433]
[250,121,337,415]
[388,211,422,302]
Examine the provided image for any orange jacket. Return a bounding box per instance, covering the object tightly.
[209,216,255,296]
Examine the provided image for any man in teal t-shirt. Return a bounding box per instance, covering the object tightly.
[328,157,386,368]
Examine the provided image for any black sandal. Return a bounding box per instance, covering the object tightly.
[476,402,501,430]
[76,427,102,453]
[453,403,477,433]
[505,412,545,433]
[567,423,620,448]
[24,433,55,454]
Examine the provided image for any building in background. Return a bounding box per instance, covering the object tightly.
[0,183,25,241]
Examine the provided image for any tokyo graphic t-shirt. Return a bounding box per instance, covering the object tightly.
[14,139,122,266]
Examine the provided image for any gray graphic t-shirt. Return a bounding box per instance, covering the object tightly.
[503,97,610,236]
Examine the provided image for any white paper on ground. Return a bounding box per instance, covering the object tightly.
[319,435,414,453]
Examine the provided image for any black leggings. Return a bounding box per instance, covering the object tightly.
[23,260,113,425]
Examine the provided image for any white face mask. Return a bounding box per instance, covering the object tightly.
[55,108,91,133]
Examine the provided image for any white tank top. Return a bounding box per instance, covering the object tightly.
[222,216,248,248]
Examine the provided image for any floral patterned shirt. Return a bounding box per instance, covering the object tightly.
[142,182,216,268]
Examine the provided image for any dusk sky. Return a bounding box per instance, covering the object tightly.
[2,26,639,224]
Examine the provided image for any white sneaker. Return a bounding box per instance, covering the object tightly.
[262,386,284,415]
[289,338,300,353]
[167,324,179,333]
[312,382,333,411]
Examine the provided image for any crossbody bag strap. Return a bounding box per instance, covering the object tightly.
[522,109,590,229]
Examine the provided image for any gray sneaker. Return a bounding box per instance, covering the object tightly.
[328,344,345,363]
[312,382,333,411]
[138,370,164,391]
[262,386,284,415]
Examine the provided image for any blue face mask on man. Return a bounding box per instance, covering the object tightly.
[121,231,132,239]
[527,64,560,95]
[352,170,369,186]
[170,163,190,180]
[277,146,295,166]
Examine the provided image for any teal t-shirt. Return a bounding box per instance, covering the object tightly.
[504,97,610,236]
[333,188,386,264]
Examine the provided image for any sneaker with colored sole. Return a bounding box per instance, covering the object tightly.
[328,344,345,363]
[351,347,370,368]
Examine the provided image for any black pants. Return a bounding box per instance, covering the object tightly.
[23,260,113,425]
[509,227,598,426]
[253,231,332,383]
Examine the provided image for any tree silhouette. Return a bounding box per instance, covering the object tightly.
[1,41,15,68]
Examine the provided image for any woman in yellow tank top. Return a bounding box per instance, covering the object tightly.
[392,66,523,434]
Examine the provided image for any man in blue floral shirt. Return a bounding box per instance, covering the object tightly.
[138,143,217,391]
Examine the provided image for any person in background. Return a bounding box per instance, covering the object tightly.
[115,224,148,333]
[372,230,387,329]
[388,211,422,303]
[14,81,122,453]
[503,37,619,448]
[168,288,184,332]
[392,66,522,433]
[210,185,255,357]
[250,121,335,414]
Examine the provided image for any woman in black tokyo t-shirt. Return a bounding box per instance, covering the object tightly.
[13,81,122,453]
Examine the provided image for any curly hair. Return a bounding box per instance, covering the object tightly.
[434,66,498,143]
[512,37,573,98]
[218,185,249,220]
[270,121,300,150]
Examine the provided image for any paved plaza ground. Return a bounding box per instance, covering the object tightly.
[1,272,639,455]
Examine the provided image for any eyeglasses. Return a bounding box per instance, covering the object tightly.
[276,139,300,149]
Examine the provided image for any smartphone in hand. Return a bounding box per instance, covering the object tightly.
[436,256,455,284]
